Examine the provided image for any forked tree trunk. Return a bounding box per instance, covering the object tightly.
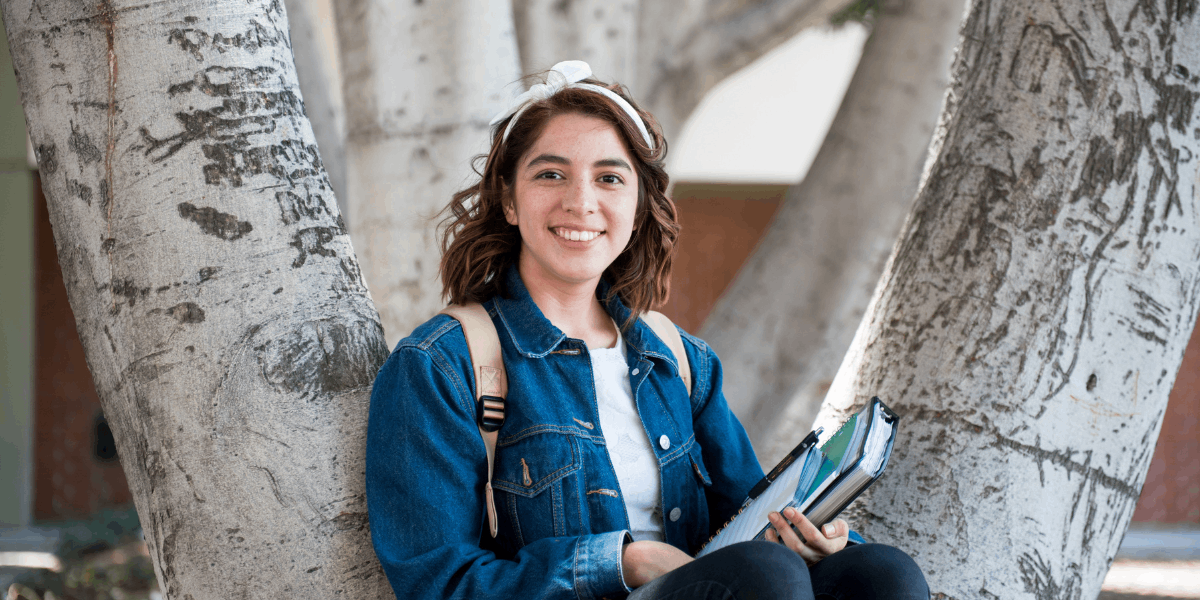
[635,0,859,141]
[1,1,391,598]
[513,0,860,146]
[335,0,521,345]
[701,0,967,465]
[813,0,1200,596]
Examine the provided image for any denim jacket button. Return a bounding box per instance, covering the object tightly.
[669,507,681,522]
[658,435,670,450]
[631,368,640,376]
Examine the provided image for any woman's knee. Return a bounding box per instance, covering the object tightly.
[857,544,925,583]
[703,541,812,598]
[810,543,928,600]
[633,542,812,600]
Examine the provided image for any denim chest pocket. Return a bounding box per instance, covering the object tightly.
[492,431,583,548]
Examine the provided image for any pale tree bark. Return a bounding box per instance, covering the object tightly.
[512,0,638,83]
[2,0,391,598]
[285,0,348,218]
[335,0,521,346]
[812,0,1200,596]
[701,0,967,466]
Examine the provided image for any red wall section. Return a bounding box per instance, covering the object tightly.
[660,183,785,333]
[1133,318,1200,522]
[33,176,132,520]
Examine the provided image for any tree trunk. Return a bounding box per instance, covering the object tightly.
[700,0,967,466]
[1,1,392,598]
[285,0,349,219]
[813,0,1200,596]
[335,0,521,346]
[636,0,859,142]
[512,0,639,83]
[513,0,863,143]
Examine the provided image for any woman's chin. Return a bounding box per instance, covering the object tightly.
[521,260,608,290]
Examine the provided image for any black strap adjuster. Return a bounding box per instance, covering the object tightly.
[478,395,506,432]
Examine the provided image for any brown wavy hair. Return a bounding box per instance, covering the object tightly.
[438,77,679,320]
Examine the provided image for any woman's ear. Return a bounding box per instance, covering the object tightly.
[502,189,518,226]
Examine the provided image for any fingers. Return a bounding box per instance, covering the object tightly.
[808,516,849,557]
[823,518,849,541]
[766,510,850,564]
[767,510,822,563]
[786,509,835,556]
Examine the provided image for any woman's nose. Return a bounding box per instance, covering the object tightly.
[562,180,597,215]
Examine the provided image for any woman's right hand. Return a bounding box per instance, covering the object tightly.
[621,540,693,588]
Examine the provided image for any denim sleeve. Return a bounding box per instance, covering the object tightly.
[366,343,630,600]
[678,330,766,538]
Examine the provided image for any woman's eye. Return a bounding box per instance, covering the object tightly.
[599,174,623,185]
[536,171,563,180]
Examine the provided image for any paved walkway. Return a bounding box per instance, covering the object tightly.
[1100,528,1200,599]
[1101,560,1200,599]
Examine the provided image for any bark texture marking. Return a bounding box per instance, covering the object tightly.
[814,0,1200,596]
[2,0,391,597]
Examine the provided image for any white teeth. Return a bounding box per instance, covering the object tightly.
[556,228,600,242]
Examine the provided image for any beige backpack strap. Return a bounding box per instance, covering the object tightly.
[439,303,507,538]
[642,311,692,396]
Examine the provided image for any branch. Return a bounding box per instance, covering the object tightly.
[636,0,859,141]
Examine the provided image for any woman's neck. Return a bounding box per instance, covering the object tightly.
[519,268,618,350]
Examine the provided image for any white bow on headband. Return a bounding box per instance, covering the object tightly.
[489,60,655,150]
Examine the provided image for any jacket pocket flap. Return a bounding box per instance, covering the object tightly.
[492,433,581,497]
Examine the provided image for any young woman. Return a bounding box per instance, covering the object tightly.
[366,61,928,600]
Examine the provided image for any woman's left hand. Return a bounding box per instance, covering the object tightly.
[765,508,849,564]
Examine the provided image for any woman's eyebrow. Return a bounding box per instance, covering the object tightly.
[594,158,632,171]
[524,154,632,171]
[525,153,569,168]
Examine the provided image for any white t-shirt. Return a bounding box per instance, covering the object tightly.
[590,327,665,542]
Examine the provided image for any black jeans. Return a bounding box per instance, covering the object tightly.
[626,541,929,600]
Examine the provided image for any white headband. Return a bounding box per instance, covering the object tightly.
[489,60,655,151]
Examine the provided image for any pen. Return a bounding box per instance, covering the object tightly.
[746,427,823,501]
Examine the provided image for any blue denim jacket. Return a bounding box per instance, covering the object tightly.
[366,268,768,600]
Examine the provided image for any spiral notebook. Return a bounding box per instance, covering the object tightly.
[695,397,899,558]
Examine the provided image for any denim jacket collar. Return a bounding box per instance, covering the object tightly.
[492,265,676,368]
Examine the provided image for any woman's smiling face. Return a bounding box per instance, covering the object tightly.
[506,112,639,293]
